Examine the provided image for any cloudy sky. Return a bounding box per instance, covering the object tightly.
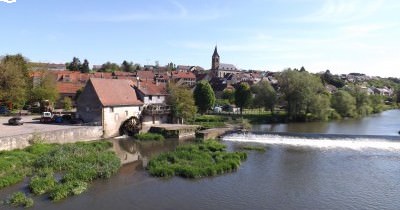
[1,0,399,77]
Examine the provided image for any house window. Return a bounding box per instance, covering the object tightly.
[115,113,119,121]
[110,107,114,113]
[157,96,160,99]
[149,96,153,101]
[125,111,128,116]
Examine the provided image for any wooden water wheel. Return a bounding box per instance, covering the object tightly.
[120,116,141,136]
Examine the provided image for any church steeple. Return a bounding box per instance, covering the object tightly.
[211,45,220,70]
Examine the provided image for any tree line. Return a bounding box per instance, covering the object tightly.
[172,68,399,123]
[0,55,59,110]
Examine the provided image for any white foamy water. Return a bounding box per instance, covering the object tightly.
[223,133,400,150]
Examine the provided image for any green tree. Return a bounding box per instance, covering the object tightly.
[308,94,331,121]
[98,62,120,72]
[167,62,176,71]
[121,60,135,72]
[350,86,372,117]
[0,54,30,109]
[31,71,59,104]
[369,94,385,113]
[234,83,252,115]
[252,81,277,113]
[80,59,90,73]
[222,89,235,104]
[167,83,197,124]
[331,90,357,118]
[62,97,73,111]
[67,57,81,71]
[321,70,345,88]
[278,69,327,120]
[193,81,216,114]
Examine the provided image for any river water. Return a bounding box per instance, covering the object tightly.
[2,110,400,210]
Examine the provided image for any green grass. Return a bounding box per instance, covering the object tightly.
[1,141,121,207]
[147,140,247,178]
[134,133,165,141]
[7,192,34,208]
[194,115,227,129]
[0,150,35,188]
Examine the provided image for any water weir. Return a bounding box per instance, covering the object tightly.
[223,132,400,151]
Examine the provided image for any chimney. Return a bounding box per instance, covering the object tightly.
[136,77,140,88]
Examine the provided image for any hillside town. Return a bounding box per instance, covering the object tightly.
[1,46,399,139]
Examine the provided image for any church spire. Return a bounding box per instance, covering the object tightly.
[211,45,220,70]
[213,45,219,57]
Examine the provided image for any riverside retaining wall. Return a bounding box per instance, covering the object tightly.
[0,126,103,151]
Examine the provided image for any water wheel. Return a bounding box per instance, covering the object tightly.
[120,116,141,136]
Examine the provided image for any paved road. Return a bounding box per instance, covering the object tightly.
[0,115,84,137]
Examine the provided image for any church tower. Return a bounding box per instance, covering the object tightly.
[211,45,220,70]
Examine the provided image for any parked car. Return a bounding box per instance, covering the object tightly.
[40,112,53,123]
[52,114,63,123]
[8,117,23,125]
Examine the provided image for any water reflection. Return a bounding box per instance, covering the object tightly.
[111,137,185,167]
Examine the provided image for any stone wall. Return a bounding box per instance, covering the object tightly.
[0,126,103,151]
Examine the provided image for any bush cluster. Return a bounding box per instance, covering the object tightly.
[0,141,121,207]
[8,192,34,208]
[147,140,247,178]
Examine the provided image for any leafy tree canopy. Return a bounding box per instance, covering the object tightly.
[234,82,252,115]
[167,83,197,123]
[194,81,216,114]
[0,54,30,108]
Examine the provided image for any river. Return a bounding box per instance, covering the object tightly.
[1,110,400,210]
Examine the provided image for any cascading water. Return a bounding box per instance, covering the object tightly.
[223,132,400,150]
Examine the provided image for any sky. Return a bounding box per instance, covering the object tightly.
[0,0,399,77]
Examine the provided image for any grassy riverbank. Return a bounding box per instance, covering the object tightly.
[0,141,121,207]
[147,140,247,178]
[134,133,165,141]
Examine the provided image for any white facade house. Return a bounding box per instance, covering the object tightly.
[134,80,171,125]
[77,78,143,138]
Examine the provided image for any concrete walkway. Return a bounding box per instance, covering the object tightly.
[0,115,85,137]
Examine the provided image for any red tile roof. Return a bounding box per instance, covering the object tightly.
[90,78,143,106]
[134,80,168,96]
[136,70,155,80]
[171,71,196,79]
[57,82,84,94]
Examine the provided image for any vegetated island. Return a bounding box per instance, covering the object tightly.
[0,140,120,208]
[147,140,247,178]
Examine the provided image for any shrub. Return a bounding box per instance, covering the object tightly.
[0,150,35,189]
[134,133,165,141]
[147,140,247,178]
[50,180,88,201]
[1,141,120,202]
[29,171,57,195]
[8,192,34,208]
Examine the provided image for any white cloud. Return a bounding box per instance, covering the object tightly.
[296,0,385,23]
[0,0,16,3]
